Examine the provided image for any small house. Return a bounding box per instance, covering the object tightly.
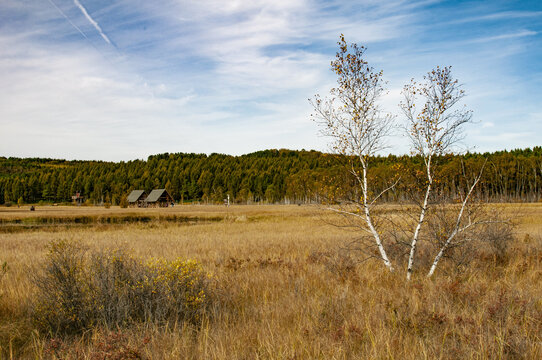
[127,190,147,207]
[145,189,174,207]
[71,192,84,206]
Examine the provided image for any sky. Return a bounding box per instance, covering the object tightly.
[0,0,541,161]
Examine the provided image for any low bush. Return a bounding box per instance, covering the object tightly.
[480,221,514,262]
[33,240,211,335]
[119,196,129,209]
[43,330,147,360]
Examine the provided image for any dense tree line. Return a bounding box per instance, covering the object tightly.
[0,148,541,205]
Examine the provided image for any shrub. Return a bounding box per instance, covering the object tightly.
[480,221,514,263]
[119,196,129,209]
[33,240,212,335]
[88,331,147,360]
[33,241,91,334]
[43,331,147,360]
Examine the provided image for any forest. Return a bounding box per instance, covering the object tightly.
[1,147,541,205]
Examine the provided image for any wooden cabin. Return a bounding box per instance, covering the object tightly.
[145,189,174,207]
[127,190,147,207]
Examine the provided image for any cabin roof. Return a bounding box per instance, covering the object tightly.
[127,190,146,203]
[145,189,171,203]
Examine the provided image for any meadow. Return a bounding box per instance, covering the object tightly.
[0,204,540,359]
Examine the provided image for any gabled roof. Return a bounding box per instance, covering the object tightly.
[127,190,146,203]
[145,189,172,203]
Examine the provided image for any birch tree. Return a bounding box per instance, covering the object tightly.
[400,66,473,280]
[310,35,396,271]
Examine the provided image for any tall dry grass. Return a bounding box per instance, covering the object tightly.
[0,204,540,359]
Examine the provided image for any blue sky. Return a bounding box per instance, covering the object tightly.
[0,0,540,161]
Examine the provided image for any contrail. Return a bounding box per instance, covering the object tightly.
[73,0,112,45]
[46,0,119,68]
[47,0,91,42]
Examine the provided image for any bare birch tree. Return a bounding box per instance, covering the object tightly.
[310,35,396,271]
[400,66,473,280]
[425,160,485,277]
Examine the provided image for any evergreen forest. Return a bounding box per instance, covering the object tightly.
[1,147,541,205]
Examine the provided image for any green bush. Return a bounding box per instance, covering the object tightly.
[33,240,211,335]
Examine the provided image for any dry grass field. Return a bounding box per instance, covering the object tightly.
[0,204,540,359]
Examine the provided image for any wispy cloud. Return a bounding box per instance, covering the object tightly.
[73,0,113,46]
[451,10,542,24]
[0,0,541,160]
[469,30,538,43]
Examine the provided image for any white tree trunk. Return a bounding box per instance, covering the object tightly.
[362,162,393,271]
[426,229,457,278]
[406,158,433,280]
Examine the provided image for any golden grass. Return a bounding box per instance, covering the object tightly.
[0,204,541,359]
[0,204,314,220]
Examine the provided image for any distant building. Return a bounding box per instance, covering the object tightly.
[145,189,174,207]
[71,192,84,206]
[127,190,147,207]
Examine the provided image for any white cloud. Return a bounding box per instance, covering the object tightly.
[0,36,193,160]
[481,121,495,128]
[470,30,538,43]
[0,0,541,160]
[451,10,542,24]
